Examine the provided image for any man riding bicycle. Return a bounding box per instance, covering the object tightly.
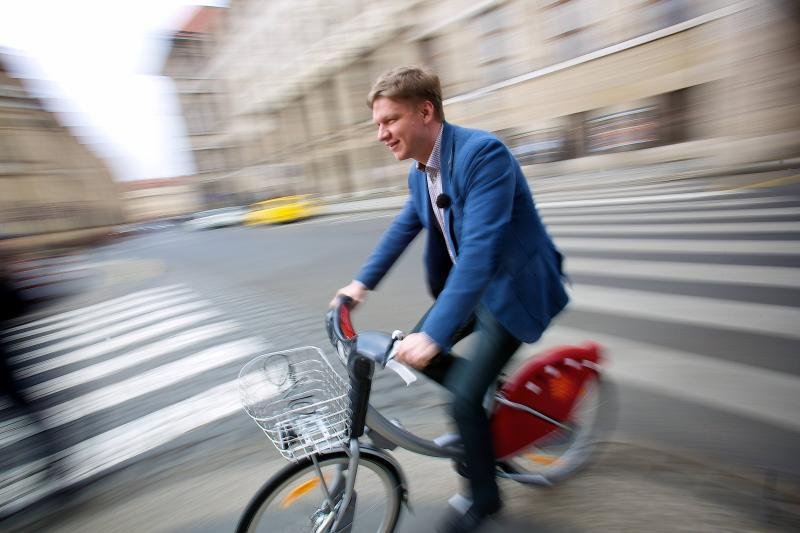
[332,65,568,533]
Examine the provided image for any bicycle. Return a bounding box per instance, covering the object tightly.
[236,296,614,532]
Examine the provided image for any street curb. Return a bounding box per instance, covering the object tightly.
[316,156,800,215]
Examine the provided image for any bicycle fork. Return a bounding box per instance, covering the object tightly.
[324,351,374,533]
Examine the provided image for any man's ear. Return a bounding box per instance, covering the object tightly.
[419,100,435,123]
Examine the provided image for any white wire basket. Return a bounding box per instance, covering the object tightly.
[238,346,350,461]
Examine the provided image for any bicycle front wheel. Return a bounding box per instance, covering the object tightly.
[237,450,404,533]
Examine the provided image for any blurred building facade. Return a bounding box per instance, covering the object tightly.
[0,52,123,247]
[118,177,202,223]
[162,6,236,208]
[165,0,799,200]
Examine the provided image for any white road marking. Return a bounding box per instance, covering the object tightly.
[538,188,741,208]
[10,292,199,350]
[538,195,794,215]
[3,285,190,340]
[551,221,800,236]
[10,301,213,364]
[555,237,800,255]
[569,284,800,339]
[0,458,49,513]
[0,415,40,449]
[38,338,267,429]
[61,380,241,483]
[16,310,222,378]
[23,321,241,400]
[564,257,800,288]
[0,380,243,515]
[543,207,800,224]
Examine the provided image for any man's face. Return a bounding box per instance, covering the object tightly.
[372,96,433,162]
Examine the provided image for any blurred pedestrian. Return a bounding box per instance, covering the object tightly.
[0,250,63,504]
[0,256,30,412]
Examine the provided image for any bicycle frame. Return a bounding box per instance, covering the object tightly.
[327,298,560,487]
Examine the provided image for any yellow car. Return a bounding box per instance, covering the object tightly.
[245,195,315,225]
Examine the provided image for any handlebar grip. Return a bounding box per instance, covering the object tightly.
[325,294,356,347]
[331,295,357,341]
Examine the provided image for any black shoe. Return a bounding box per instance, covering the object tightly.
[437,502,502,533]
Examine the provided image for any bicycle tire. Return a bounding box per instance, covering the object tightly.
[237,449,404,533]
[499,374,616,484]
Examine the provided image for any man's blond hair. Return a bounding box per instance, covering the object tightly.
[367,65,445,121]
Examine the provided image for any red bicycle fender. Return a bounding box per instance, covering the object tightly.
[491,342,603,459]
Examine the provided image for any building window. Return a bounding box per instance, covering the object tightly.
[540,0,592,63]
[499,126,568,165]
[585,105,660,154]
[473,6,513,84]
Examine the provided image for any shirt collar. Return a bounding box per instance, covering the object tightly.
[416,124,444,175]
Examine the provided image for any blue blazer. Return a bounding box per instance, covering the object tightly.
[356,122,568,350]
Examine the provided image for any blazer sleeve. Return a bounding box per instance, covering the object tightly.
[421,138,516,350]
[355,194,422,290]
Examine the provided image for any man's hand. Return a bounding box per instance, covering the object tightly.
[395,332,440,369]
[330,280,368,308]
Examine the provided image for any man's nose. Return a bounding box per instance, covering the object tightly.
[377,125,390,141]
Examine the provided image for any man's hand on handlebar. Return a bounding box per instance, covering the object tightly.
[330,280,368,308]
[395,332,440,369]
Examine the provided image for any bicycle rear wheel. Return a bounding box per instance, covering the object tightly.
[237,450,404,533]
[499,374,615,484]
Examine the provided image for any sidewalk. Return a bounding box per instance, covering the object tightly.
[316,156,800,216]
[6,441,799,532]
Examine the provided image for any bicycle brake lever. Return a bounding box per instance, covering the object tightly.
[386,359,417,386]
[385,332,417,386]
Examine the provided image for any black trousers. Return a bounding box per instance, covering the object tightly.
[412,305,522,512]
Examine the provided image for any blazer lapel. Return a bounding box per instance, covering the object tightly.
[439,122,455,201]
[438,123,459,255]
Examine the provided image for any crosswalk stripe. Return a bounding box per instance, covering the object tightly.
[16,310,222,379]
[570,284,800,339]
[61,380,241,486]
[36,338,266,430]
[536,181,714,200]
[564,257,800,288]
[538,195,795,215]
[0,415,39,449]
[539,188,740,209]
[0,381,243,515]
[23,321,241,400]
[0,458,49,512]
[551,221,800,236]
[543,207,799,224]
[3,285,190,340]
[10,291,199,350]
[9,300,213,363]
[556,237,800,255]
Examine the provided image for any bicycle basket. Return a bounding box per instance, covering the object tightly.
[238,346,350,461]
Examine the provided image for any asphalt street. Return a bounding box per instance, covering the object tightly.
[2,171,799,531]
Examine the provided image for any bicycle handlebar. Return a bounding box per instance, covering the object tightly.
[326,296,416,384]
